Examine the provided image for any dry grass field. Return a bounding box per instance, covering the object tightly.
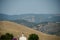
[0,21,60,40]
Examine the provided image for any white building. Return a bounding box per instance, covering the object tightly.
[19,33,27,40]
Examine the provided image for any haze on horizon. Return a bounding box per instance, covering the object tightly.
[0,0,60,15]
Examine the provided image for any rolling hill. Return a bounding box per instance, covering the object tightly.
[0,21,60,40]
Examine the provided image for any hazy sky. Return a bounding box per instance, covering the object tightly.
[0,0,60,15]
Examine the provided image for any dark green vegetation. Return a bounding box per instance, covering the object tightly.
[0,33,14,40]
[28,34,39,40]
[0,33,39,40]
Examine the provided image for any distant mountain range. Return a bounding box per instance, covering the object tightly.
[0,13,60,23]
[0,13,60,27]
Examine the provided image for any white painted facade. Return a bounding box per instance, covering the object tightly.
[19,33,27,40]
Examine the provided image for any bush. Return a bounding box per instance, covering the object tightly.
[28,34,39,40]
[0,33,14,40]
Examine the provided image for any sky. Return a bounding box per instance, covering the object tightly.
[0,0,60,15]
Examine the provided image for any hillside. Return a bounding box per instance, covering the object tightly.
[11,19,36,28]
[33,22,60,36]
[0,21,60,40]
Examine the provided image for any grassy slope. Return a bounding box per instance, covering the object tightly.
[0,21,60,40]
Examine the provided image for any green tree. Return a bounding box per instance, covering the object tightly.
[0,35,6,40]
[0,33,14,40]
[28,34,39,40]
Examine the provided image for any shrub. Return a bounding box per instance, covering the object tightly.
[28,34,39,40]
